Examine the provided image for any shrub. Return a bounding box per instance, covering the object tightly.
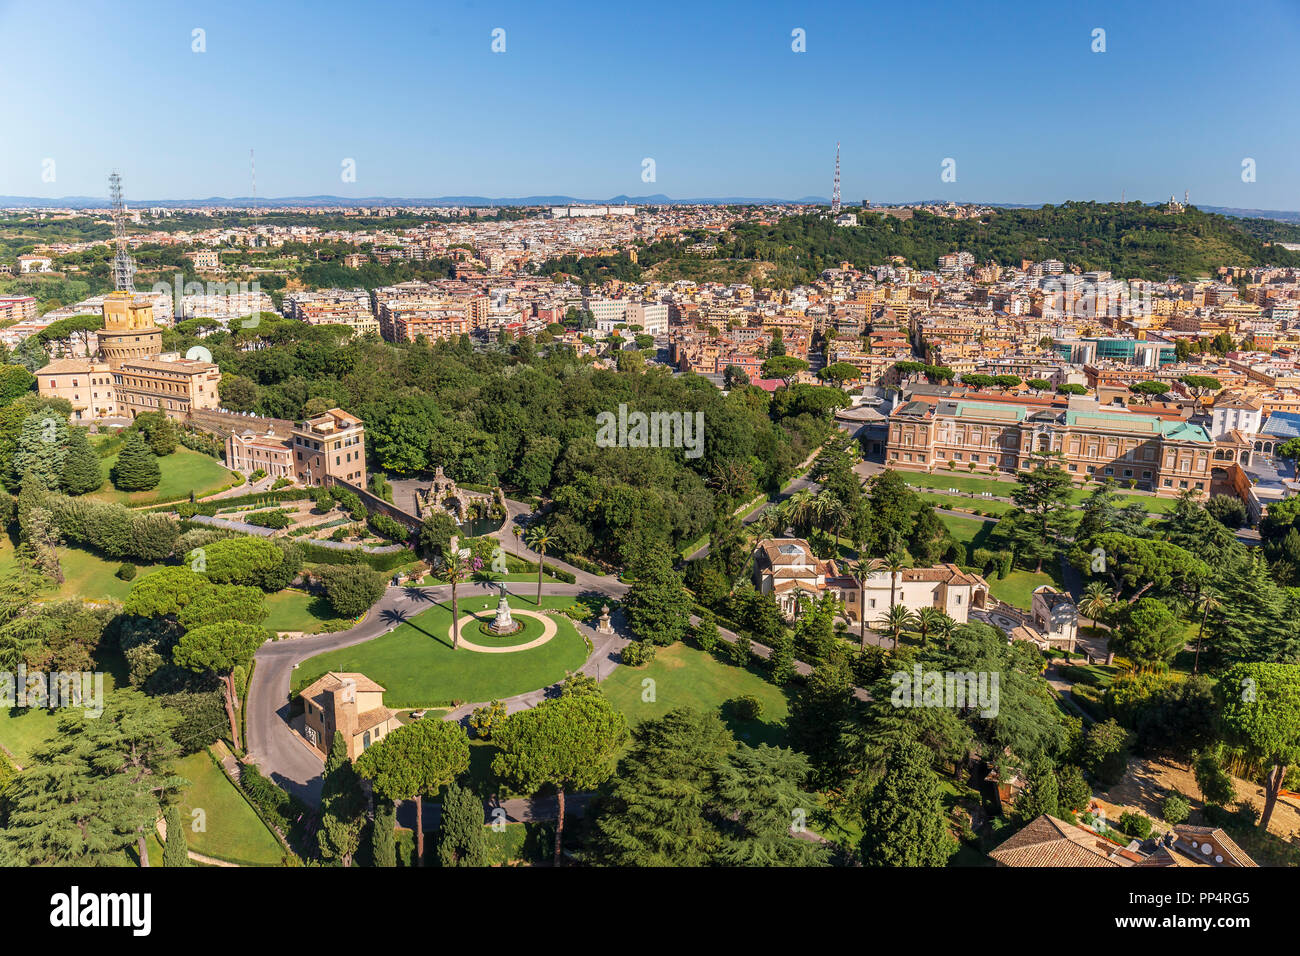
[971,548,995,573]
[694,611,719,653]
[1060,664,1101,686]
[997,551,1013,578]
[1117,810,1152,840]
[621,641,656,667]
[244,508,292,529]
[319,564,387,618]
[1161,792,1191,826]
[722,632,751,666]
[44,493,179,562]
[270,477,291,491]
[729,694,763,721]
[116,562,137,581]
[468,700,508,740]
[369,512,409,542]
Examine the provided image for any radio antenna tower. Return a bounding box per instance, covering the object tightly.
[830,142,842,215]
[108,171,136,293]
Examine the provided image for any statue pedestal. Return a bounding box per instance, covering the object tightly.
[488,589,522,635]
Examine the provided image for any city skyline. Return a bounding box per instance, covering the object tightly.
[3,0,1298,209]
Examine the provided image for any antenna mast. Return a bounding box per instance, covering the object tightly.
[830,142,841,215]
[109,171,135,292]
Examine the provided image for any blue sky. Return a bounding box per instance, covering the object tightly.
[2,0,1298,208]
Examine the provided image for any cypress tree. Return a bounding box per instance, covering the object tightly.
[372,800,397,867]
[111,431,161,491]
[60,427,104,495]
[162,804,189,867]
[860,741,958,866]
[318,731,365,866]
[436,781,489,867]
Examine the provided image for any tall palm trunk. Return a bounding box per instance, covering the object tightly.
[536,549,545,606]
[451,579,459,650]
[859,586,867,650]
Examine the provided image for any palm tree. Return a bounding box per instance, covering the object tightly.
[818,493,850,552]
[883,551,908,611]
[930,612,958,650]
[1078,581,1114,624]
[442,538,469,651]
[785,489,817,535]
[524,523,552,607]
[878,603,912,653]
[913,606,946,649]
[847,557,883,650]
[753,501,789,541]
[1078,581,1115,664]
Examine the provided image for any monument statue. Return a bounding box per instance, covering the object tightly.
[489,580,521,635]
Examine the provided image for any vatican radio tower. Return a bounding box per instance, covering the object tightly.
[108,171,136,293]
[830,142,842,215]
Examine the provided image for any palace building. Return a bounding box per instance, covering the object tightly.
[37,291,221,423]
[885,386,1220,496]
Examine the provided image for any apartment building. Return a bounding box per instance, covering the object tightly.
[283,289,379,337]
[0,295,38,324]
[375,288,486,342]
[625,301,669,334]
[185,249,221,271]
[885,387,1218,496]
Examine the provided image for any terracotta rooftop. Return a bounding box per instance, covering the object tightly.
[989,814,1135,867]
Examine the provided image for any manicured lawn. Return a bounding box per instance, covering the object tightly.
[938,514,998,556]
[0,538,162,604]
[600,642,792,748]
[263,589,347,634]
[919,492,1015,516]
[989,568,1060,609]
[172,751,284,866]
[905,470,1177,513]
[907,472,1019,496]
[292,596,590,708]
[90,446,238,506]
[0,650,128,763]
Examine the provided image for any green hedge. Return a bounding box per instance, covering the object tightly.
[299,541,417,572]
[162,488,316,517]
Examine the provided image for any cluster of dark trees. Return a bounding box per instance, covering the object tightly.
[692,204,1300,285]
[162,316,847,568]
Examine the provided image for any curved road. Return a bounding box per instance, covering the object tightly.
[244,499,865,812]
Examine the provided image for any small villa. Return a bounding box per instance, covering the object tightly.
[753,537,989,624]
[299,671,400,760]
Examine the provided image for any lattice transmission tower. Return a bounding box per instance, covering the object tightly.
[830,142,841,215]
[109,171,135,293]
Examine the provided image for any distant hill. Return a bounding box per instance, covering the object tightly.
[2,193,1297,221]
[714,203,1300,283]
[542,201,1300,287]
